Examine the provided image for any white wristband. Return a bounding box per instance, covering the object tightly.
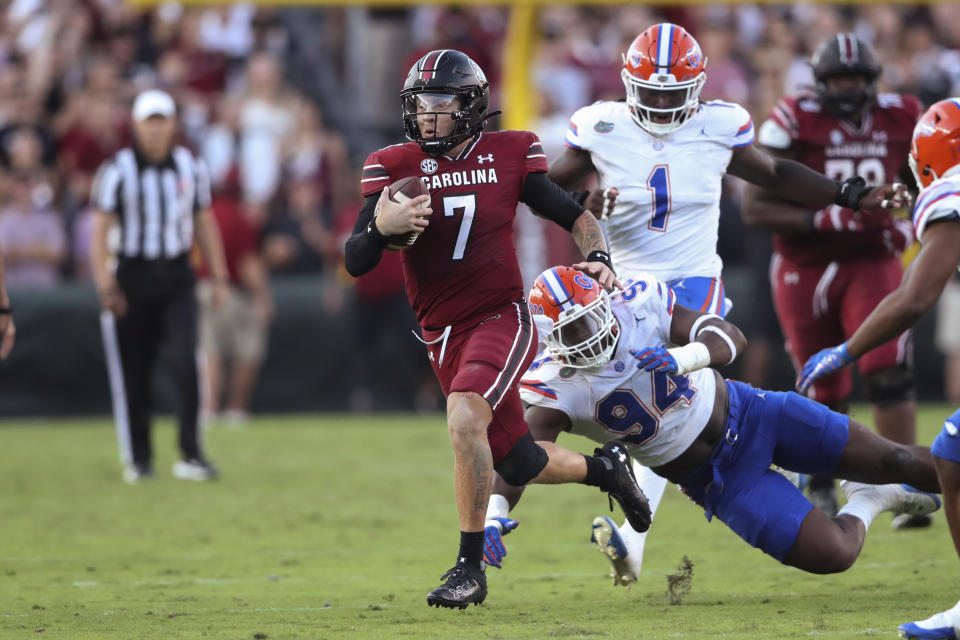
[666,342,711,375]
[698,325,738,365]
[486,494,510,521]
[689,313,721,344]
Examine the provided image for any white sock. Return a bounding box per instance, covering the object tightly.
[837,500,877,531]
[837,482,887,531]
[633,460,668,516]
[486,494,510,521]
[618,462,668,575]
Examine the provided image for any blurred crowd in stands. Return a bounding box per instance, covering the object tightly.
[1,1,959,408]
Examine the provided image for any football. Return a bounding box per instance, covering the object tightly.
[381,176,430,250]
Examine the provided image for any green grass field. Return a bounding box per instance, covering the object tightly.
[1,406,958,639]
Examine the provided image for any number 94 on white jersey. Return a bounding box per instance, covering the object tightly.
[519,273,719,467]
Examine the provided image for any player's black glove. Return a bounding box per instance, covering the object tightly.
[834,176,870,211]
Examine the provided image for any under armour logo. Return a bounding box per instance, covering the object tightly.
[784,272,800,285]
[673,280,687,289]
[946,420,958,436]
[477,153,494,164]
[634,314,645,327]
[428,351,435,362]
[699,127,708,136]
[755,392,767,399]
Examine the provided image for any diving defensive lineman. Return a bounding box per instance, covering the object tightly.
[493,266,940,578]
[796,99,960,639]
[344,49,652,610]
[527,22,912,585]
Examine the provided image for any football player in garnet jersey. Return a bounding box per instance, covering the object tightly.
[743,34,923,523]
[795,99,960,639]
[491,266,939,579]
[344,50,653,610]
[540,22,911,587]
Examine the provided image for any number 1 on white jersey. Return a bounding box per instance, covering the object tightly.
[647,165,671,232]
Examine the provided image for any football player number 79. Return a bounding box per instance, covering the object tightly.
[442,194,476,261]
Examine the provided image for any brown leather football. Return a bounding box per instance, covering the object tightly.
[382,177,430,250]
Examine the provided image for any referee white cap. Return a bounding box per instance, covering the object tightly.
[132,89,176,121]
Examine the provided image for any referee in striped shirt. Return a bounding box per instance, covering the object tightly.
[91,90,229,484]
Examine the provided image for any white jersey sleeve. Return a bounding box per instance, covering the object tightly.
[700,100,754,149]
[756,118,793,150]
[518,357,590,422]
[615,274,676,344]
[565,101,616,153]
[911,175,960,243]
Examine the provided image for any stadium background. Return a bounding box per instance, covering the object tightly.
[0,1,958,415]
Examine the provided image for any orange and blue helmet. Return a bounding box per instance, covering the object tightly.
[621,23,707,137]
[910,98,960,189]
[528,266,618,369]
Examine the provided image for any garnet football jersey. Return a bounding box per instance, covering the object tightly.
[361,131,548,328]
[759,92,923,265]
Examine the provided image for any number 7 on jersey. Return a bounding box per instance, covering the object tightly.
[442,194,477,260]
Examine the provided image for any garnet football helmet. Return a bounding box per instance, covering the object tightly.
[401,49,491,156]
[811,34,881,119]
[528,266,618,369]
[909,98,960,189]
[621,23,707,136]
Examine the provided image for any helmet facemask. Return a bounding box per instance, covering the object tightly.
[622,65,706,137]
[908,147,933,189]
[544,291,619,369]
[816,74,877,120]
[401,88,485,156]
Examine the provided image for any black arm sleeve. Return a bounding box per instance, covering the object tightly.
[520,171,586,232]
[344,192,390,277]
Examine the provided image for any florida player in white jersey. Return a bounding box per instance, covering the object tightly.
[488,265,940,583]
[541,21,912,585]
[797,100,960,639]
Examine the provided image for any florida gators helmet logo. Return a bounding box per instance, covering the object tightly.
[909,98,960,189]
[528,266,618,369]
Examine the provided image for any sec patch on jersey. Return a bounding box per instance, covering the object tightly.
[381,176,430,250]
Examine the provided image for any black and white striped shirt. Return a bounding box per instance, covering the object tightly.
[91,146,211,260]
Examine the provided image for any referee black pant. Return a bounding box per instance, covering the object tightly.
[100,256,204,467]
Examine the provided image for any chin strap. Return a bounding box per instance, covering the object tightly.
[479,110,502,126]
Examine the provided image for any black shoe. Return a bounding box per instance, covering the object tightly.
[595,441,651,532]
[122,463,154,484]
[891,512,933,530]
[426,563,487,610]
[807,483,838,518]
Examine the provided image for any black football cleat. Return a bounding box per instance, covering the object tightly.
[595,441,652,533]
[426,563,487,610]
[807,478,839,518]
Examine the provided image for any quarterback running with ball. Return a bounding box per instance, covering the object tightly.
[344,49,652,610]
